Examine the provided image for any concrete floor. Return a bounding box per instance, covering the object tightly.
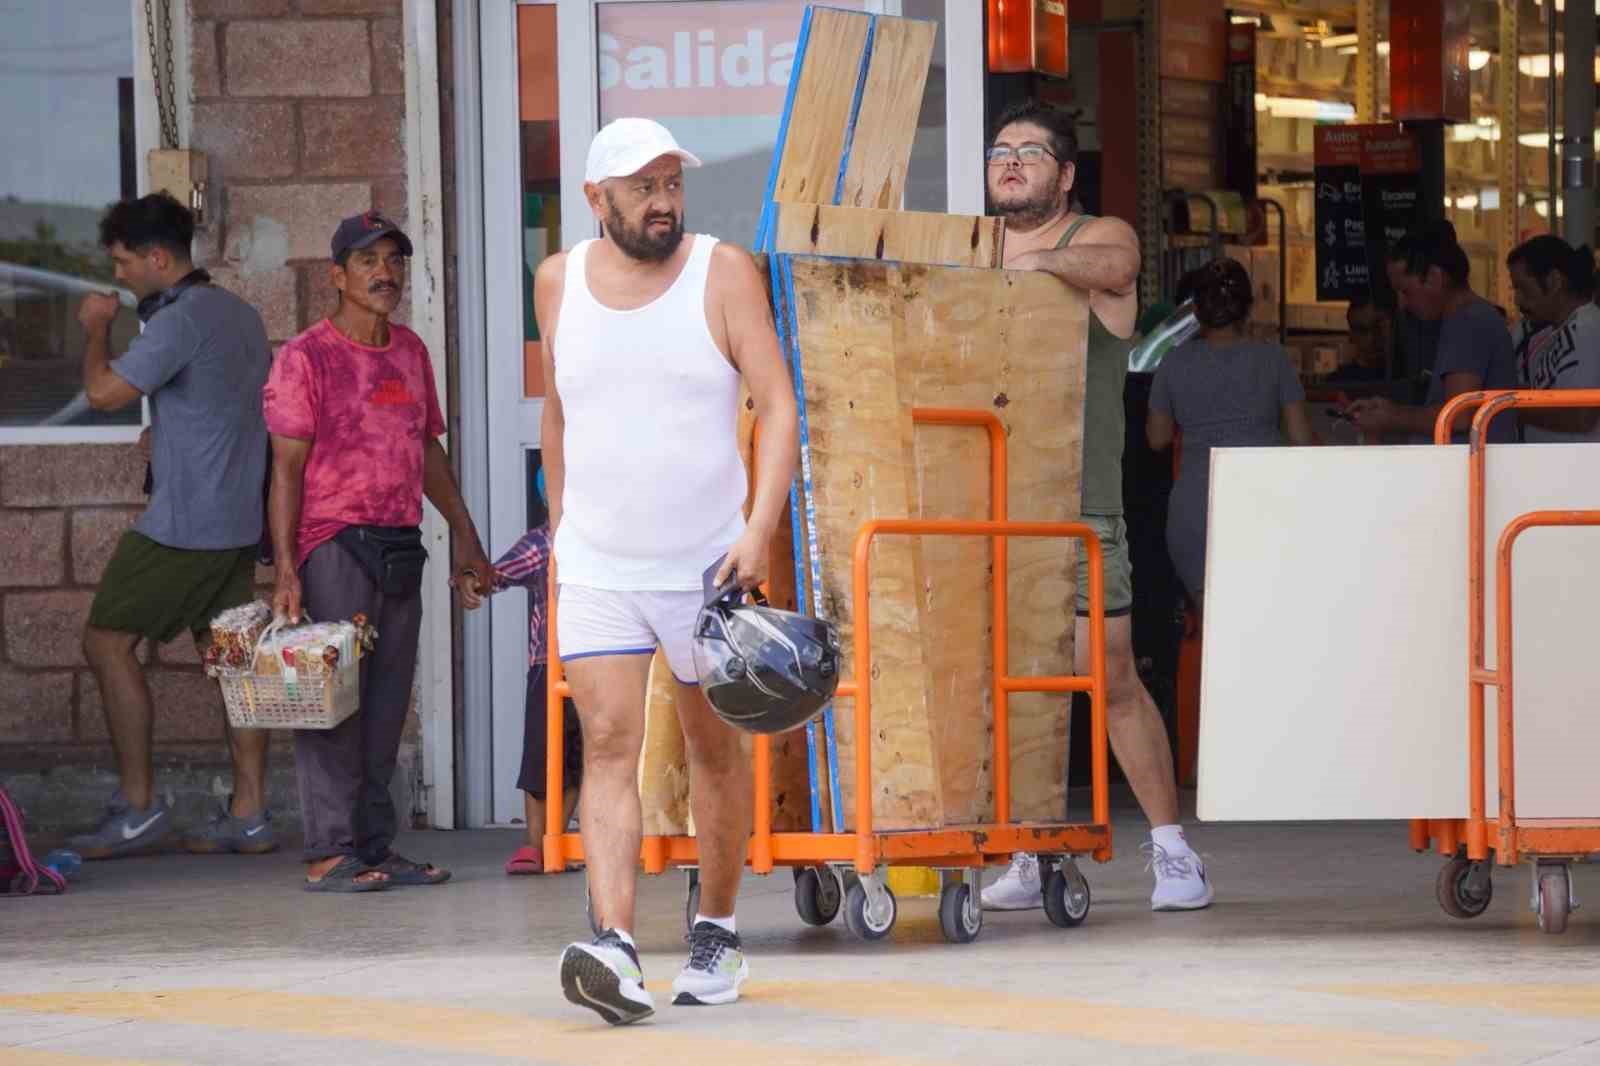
[5,807,1600,1066]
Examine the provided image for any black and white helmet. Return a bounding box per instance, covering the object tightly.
[692,583,841,735]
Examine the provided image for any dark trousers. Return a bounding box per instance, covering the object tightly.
[519,663,582,800]
[293,540,423,864]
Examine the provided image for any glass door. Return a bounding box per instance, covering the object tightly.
[475,0,980,826]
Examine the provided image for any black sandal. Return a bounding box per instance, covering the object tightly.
[303,855,389,893]
[371,852,451,886]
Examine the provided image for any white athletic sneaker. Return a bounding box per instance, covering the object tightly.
[1144,842,1214,912]
[981,852,1043,911]
[671,922,749,1006]
[560,930,656,1025]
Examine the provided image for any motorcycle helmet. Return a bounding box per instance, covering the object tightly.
[692,582,841,734]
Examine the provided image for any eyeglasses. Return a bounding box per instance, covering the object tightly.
[985,143,1058,166]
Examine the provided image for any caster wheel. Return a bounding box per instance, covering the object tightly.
[1536,865,1571,935]
[843,879,897,941]
[1436,857,1492,919]
[1043,863,1091,928]
[794,866,842,926]
[685,868,702,933]
[938,881,983,943]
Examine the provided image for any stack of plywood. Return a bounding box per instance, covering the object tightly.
[638,6,1090,836]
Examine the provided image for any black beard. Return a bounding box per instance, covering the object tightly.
[988,185,1063,233]
[606,201,684,262]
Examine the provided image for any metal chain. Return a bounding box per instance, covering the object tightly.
[143,0,178,149]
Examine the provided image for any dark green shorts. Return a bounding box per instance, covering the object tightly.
[87,531,257,644]
[1074,513,1134,618]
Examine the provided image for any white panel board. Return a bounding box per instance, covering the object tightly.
[1198,444,1600,822]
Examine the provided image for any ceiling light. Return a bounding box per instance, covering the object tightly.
[1258,96,1357,121]
[1469,49,1491,71]
[1320,33,1359,49]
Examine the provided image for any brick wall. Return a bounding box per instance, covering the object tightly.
[0,0,417,831]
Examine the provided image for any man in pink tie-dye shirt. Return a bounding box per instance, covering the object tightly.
[264,212,490,894]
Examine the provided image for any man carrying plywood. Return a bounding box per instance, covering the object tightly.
[980,102,1214,913]
[537,118,799,1024]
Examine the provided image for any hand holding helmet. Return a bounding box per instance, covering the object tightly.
[692,557,841,735]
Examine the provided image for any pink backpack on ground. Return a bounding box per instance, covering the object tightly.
[0,784,66,896]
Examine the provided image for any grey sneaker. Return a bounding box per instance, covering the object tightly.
[182,799,277,855]
[66,792,173,860]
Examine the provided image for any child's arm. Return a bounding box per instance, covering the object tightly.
[490,526,551,592]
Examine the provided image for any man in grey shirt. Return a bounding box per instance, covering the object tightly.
[67,193,276,860]
[1350,222,1518,444]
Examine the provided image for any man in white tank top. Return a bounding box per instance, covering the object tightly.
[538,118,798,1025]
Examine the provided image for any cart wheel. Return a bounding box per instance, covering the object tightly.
[843,879,897,941]
[1536,865,1572,935]
[685,868,702,933]
[1043,863,1091,928]
[794,866,842,926]
[938,882,983,944]
[1436,857,1492,920]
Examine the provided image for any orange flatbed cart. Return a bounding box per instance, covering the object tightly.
[1417,389,1600,934]
[541,408,1113,943]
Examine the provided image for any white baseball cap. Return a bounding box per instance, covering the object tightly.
[584,117,703,184]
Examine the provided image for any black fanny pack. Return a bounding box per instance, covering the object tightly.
[333,525,428,597]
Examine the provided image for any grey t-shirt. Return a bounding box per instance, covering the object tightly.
[112,283,271,550]
[1424,296,1518,444]
[1519,303,1600,444]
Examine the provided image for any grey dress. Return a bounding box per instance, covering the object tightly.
[1150,338,1304,598]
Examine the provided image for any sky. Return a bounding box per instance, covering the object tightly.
[0,1,133,214]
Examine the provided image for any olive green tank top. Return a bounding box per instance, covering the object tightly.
[1056,214,1131,515]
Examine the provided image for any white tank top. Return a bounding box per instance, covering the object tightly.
[552,235,747,591]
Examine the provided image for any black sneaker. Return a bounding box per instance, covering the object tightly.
[560,929,655,1025]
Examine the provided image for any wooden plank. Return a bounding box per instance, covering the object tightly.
[785,255,943,831]
[837,16,938,211]
[769,8,871,212]
[897,265,1090,824]
[638,650,690,835]
[773,204,1005,269]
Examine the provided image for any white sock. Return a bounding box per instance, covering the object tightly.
[694,912,736,934]
[1151,824,1191,854]
[611,928,636,949]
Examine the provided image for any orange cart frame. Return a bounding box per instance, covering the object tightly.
[1416,389,1600,933]
[539,407,1111,943]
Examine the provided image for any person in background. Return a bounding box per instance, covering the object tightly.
[983,100,1212,913]
[1339,287,1397,383]
[1507,235,1600,443]
[1146,258,1315,611]
[265,212,491,893]
[67,193,277,860]
[1350,222,1517,444]
[462,468,584,875]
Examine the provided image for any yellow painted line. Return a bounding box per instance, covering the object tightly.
[743,980,1486,1066]
[1311,983,1600,1019]
[0,989,954,1066]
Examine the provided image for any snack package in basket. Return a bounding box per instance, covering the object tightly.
[205,604,380,730]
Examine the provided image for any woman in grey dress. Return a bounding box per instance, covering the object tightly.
[1146,258,1314,608]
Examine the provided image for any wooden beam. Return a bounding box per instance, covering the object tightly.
[837,15,938,211]
[772,204,1005,268]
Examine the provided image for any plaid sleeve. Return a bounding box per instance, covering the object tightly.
[492,525,551,590]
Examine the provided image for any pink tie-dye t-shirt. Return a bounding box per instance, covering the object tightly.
[263,319,446,568]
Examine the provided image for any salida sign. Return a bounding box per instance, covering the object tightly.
[1313,124,1422,301]
[598,2,866,118]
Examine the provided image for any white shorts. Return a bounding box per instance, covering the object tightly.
[556,584,703,684]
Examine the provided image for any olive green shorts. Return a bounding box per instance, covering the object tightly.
[87,531,257,644]
[1074,513,1134,618]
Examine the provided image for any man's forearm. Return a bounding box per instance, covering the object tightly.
[423,441,482,546]
[1027,244,1139,294]
[749,406,798,534]
[81,327,123,409]
[269,468,303,575]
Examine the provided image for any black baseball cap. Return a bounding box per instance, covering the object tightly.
[330,211,414,262]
